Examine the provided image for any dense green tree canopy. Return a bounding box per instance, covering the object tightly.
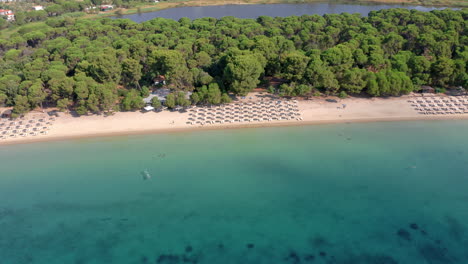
[121,89,144,111]
[0,8,466,115]
[224,54,264,96]
[151,96,162,109]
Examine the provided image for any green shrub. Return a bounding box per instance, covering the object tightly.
[338,91,348,99]
[435,87,446,94]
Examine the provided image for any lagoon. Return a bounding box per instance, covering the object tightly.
[117,3,451,22]
[1,121,468,263]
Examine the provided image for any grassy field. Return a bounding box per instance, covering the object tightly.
[0,21,49,39]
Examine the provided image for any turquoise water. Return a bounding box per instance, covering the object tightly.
[1,121,468,264]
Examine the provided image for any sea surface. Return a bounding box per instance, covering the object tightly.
[116,3,453,22]
[1,121,468,264]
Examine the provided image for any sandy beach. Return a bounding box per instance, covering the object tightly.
[1,93,468,145]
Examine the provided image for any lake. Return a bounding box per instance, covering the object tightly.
[1,121,468,263]
[116,3,451,22]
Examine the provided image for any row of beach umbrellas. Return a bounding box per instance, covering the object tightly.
[187,100,302,125]
[408,96,468,105]
[408,96,468,115]
[0,116,55,140]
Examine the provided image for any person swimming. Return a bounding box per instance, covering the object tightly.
[141,169,151,180]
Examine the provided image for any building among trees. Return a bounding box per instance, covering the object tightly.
[0,9,14,21]
[153,75,166,86]
[143,88,171,105]
[100,5,113,12]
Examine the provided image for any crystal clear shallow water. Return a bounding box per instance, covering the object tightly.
[1,121,468,264]
[117,3,452,22]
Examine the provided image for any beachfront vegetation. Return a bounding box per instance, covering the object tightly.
[151,96,162,109]
[0,8,467,116]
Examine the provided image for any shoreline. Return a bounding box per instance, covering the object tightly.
[2,116,468,147]
[2,95,468,146]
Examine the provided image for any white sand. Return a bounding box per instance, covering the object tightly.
[1,93,467,145]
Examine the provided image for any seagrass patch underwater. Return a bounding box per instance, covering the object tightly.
[1,120,468,264]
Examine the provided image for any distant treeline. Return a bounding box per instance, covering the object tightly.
[0,8,467,117]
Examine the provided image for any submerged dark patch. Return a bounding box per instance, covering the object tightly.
[419,244,454,264]
[185,246,193,253]
[309,235,331,248]
[304,254,315,261]
[397,228,411,241]
[445,216,465,242]
[363,254,399,264]
[157,254,180,263]
[182,254,198,263]
[285,251,301,263]
[0,208,14,219]
[341,253,399,264]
